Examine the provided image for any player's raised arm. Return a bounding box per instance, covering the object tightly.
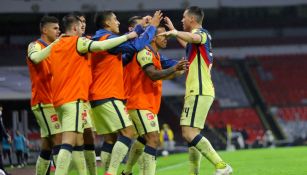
[158,29,202,44]
[128,10,162,51]
[164,16,188,48]
[77,31,138,54]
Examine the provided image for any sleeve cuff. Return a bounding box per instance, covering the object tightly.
[142,63,154,70]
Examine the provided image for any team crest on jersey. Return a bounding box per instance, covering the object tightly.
[51,114,58,122]
[150,121,156,127]
[146,113,155,120]
[54,123,60,129]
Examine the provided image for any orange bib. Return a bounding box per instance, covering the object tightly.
[124,48,162,114]
[27,40,53,106]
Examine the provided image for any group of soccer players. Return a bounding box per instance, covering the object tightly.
[27,6,233,175]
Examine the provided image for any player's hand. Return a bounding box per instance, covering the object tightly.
[158,30,178,37]
[164,16,176,30]
[142,15,152,27]
[127,31,138,39]
[174,57,189,71]
[53,34,69,43]
[151,10,163,27]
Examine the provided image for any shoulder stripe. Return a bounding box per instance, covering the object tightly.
[196,47,203,95]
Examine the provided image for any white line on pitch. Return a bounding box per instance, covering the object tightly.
[156,162,188,172]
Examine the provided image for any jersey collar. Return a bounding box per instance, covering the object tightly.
[37,38,49,47]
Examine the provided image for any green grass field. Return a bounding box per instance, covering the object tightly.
[63,146,307,175]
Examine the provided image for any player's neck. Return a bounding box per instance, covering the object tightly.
[190,24,202,32]
[150,43,159,54]
[65,30,77,36]
[40,35,52,45]
[104,27,114,33]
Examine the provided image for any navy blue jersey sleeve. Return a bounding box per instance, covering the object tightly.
[108,25,156,55]
[122,51,135,66]
[134,24,145,35]
[160,54,178,69]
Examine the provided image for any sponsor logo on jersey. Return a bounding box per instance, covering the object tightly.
[146,113,155,120]
[51,114,58,122]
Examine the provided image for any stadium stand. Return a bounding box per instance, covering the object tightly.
[207,108,265,144]
[249,54,307,106]
[274,106,307,141]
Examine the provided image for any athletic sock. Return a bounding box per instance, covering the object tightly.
[71,145,87,175]
[52,144,61,167]
[123,137,146,174]
[84,144,97,175]
[54,144,73,175]
[190,134,226,169]
[142,145,157,175]
[100,142,114,173]
[106,135,132,175]
[188,144,202,175]
[35,150,51,175]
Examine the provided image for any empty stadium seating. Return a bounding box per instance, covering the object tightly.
[275,106,307,140]
[212,64,250,107]
[207,108,265,144]
[250,54,307,106]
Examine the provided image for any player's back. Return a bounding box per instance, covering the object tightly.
[49,36,89,107]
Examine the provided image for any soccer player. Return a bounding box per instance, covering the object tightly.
[28,14,138,175]
[26,16,62,175]
[122,16,179,175]
[71,12,97,175]
[89,10,161,175]
[159,6,233,175]
[122,25,188,175]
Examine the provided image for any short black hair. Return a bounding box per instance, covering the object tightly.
[39,15,59,31]
[155,25,166,35]
[128,16,142,28]
[94,10,114,29]
[186,6,204,24]
[62,14,81,32]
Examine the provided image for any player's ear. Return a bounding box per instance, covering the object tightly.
[42,27,47,35]
[190,15,195,23]
[105,20,111,28]
[128,26,133,32]
[73,23,79,32]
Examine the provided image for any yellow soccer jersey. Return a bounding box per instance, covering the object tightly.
[185,28,215,97]
[27,41,43,57]
[137,48,154,68]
